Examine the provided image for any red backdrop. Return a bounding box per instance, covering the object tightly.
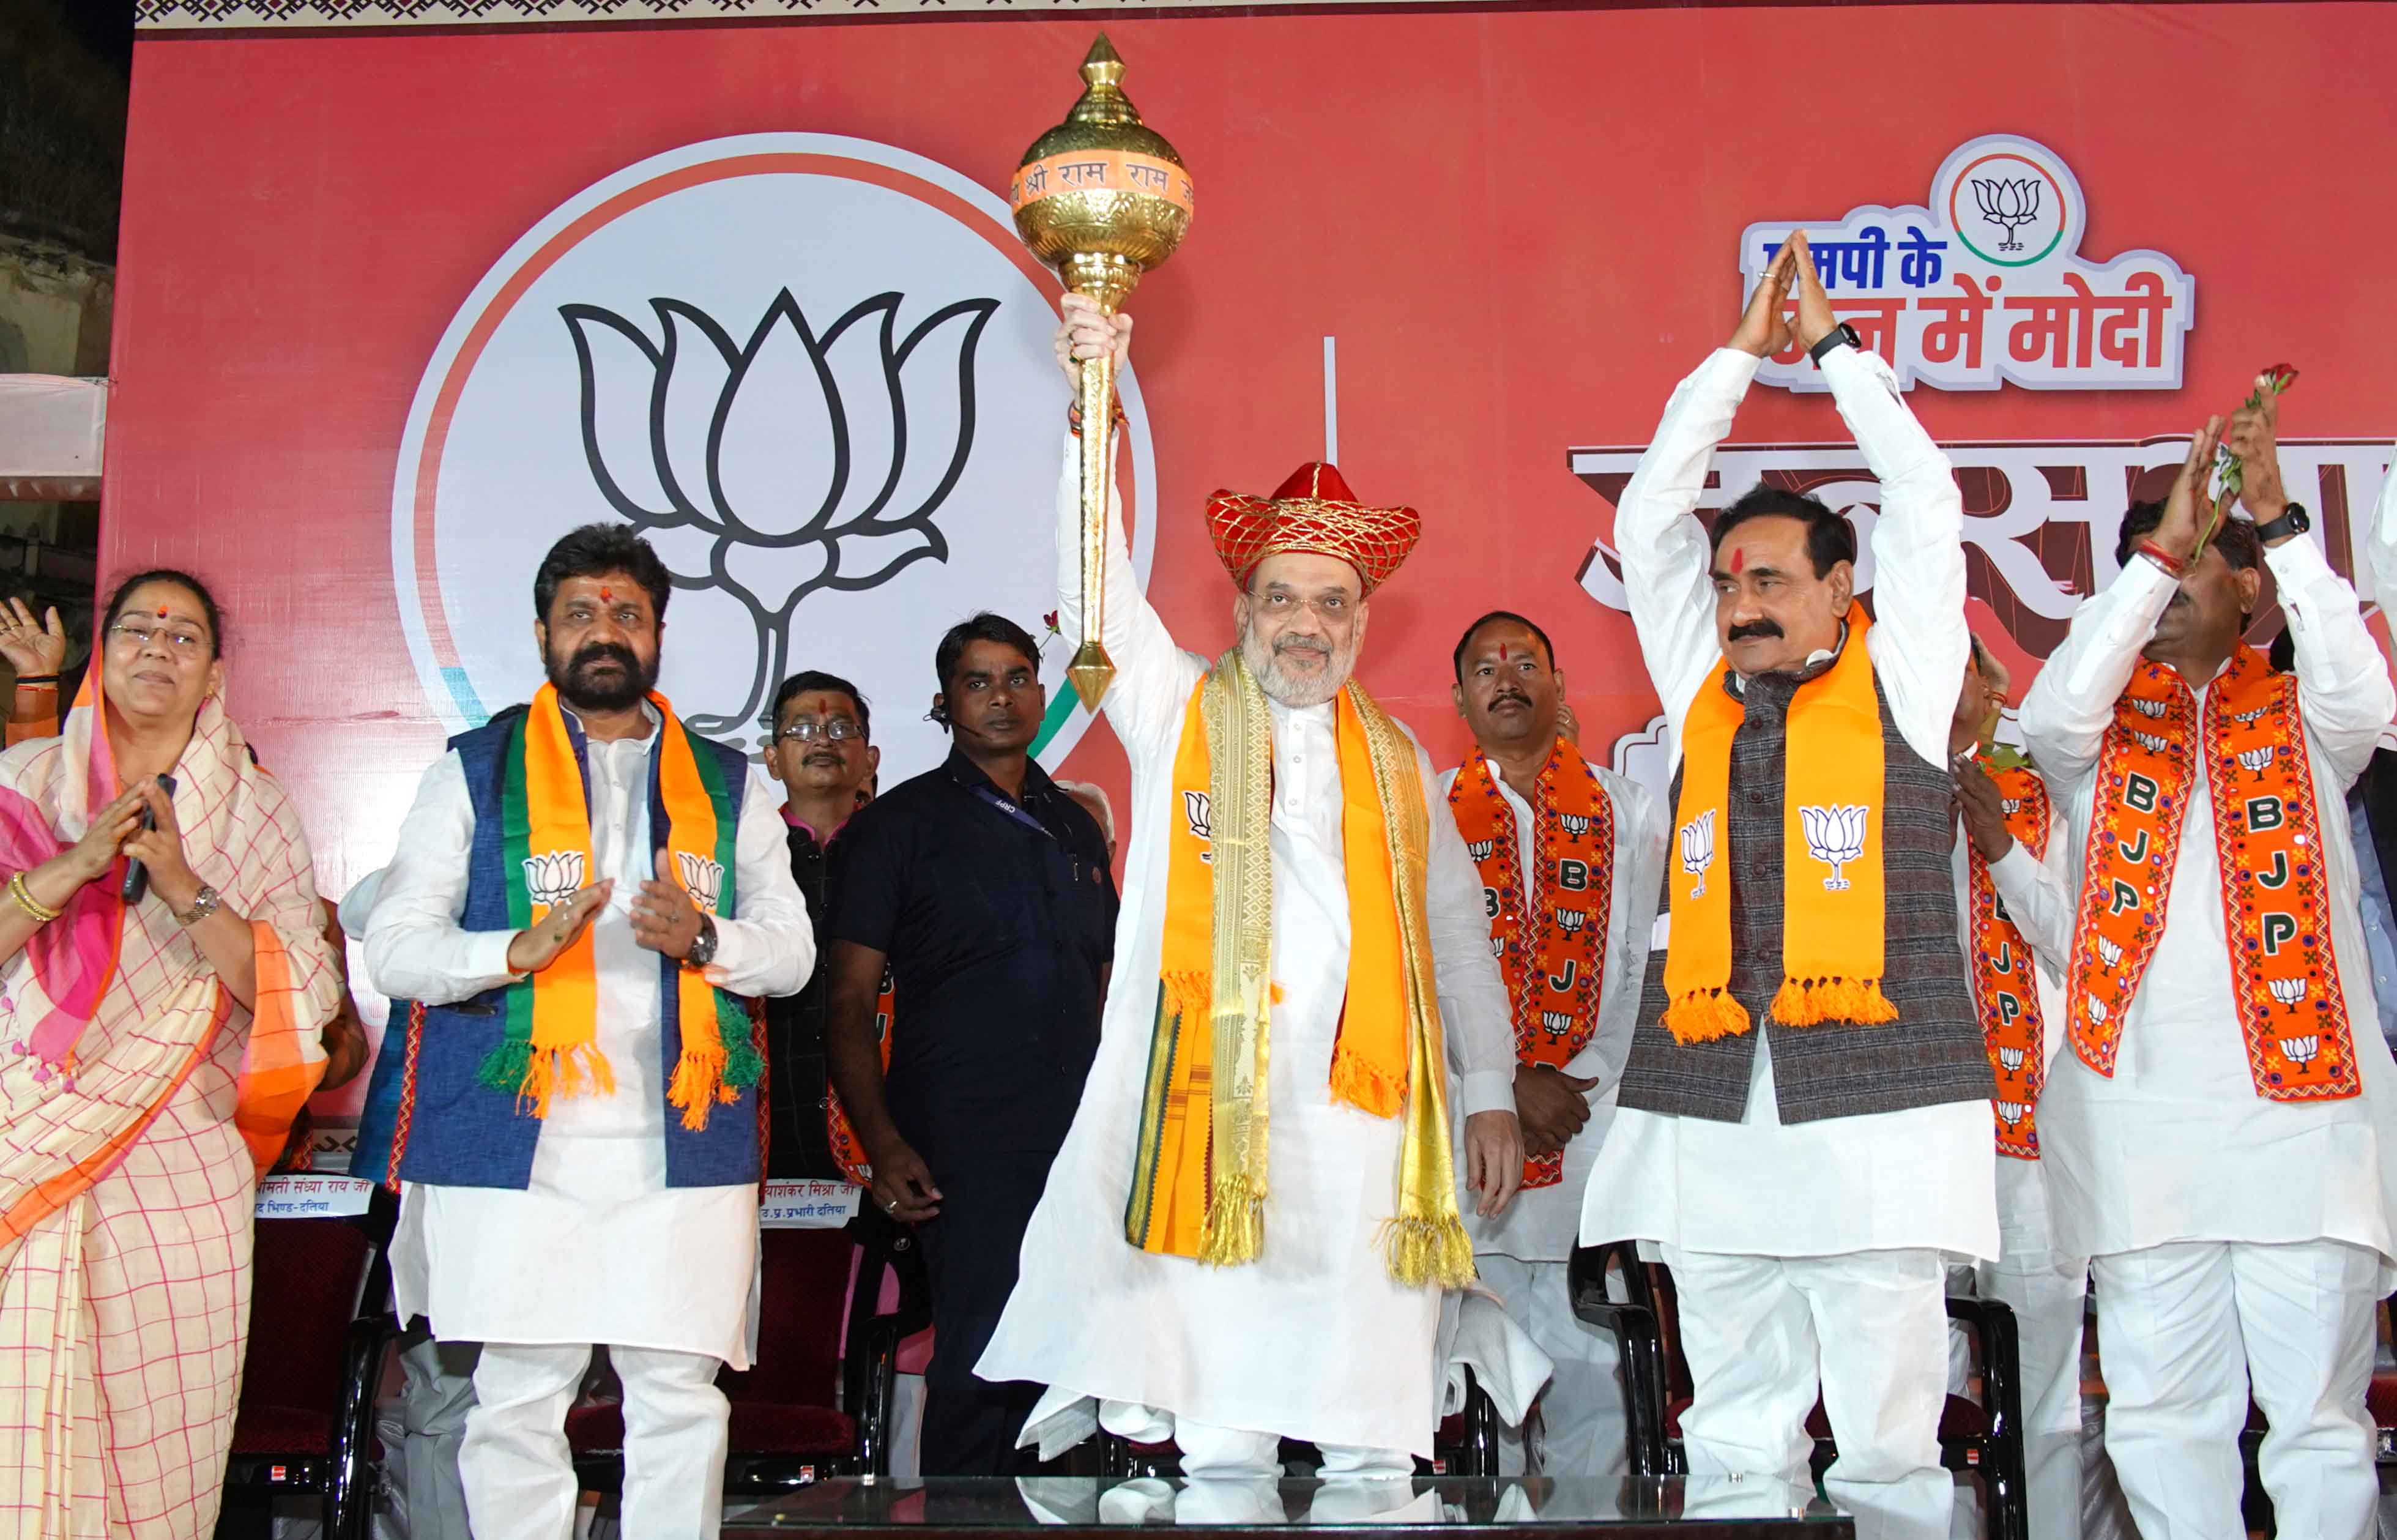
[111,5,2397,1132]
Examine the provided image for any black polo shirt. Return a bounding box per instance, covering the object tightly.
[827,749,1116,1169]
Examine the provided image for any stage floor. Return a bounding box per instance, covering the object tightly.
[726,1478,1851,1537]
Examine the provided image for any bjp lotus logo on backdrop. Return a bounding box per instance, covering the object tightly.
[562,287,997,732]
[392,133,1158,774]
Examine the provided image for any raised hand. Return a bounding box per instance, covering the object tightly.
[2146,417,2226,562]
[1728,240,1798,359]
[0,598,66,680]
[1787,232,1840,352]
[2224,376,2290,527]
[505,882,613,974]
[1055,292,1132,389]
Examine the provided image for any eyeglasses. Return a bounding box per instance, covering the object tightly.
[1249,590,1353,620]
[776,718,864,745]
[108,622,210,657]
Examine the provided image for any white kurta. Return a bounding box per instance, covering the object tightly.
[1434,762,1663,1263]
[365,705,813,1366]
[1578,344,1999,1263]
[2018,536,2397,1269]
[975,440,1517,1459]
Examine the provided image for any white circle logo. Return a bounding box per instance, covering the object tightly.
[392,133,1156,777]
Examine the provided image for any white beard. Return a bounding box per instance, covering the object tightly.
[1241,622,1356,709]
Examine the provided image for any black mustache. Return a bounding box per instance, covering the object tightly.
[1727,619,1785,642]
[570,642,640,673]
[1491,691,1530,709]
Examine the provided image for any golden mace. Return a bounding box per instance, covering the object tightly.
[1012,35,1194,708]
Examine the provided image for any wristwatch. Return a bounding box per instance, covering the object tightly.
[174,886,221,928]
[683,912,719,970]
[1808,322,1861,364]
[2253,501,2311,545]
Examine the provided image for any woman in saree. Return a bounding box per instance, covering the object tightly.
[0,570,342,1539]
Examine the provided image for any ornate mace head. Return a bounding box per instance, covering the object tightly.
[1011,34,1194,311]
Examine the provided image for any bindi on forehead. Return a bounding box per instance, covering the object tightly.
[600,586,612,602]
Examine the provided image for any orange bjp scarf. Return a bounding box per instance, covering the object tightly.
[477,684,757,1129]
[1661,604,1896,1042]
[1447,740,1613,1188]
[1965,760,2051,1158]
[1124,650,1470,1287]
[2064,646,2357,1101]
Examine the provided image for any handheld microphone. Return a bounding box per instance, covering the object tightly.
[119,773,179,905]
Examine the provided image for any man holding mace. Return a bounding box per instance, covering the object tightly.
[976,296,1523,1476]
[1440,609,1663,1475]
[1578,236,1996,1540]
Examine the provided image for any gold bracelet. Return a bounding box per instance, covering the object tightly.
[9,872,62,924]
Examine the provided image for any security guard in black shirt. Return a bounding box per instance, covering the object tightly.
[824,614,1116,1475]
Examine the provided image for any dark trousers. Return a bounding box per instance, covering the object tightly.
[914,1148,1057,1475]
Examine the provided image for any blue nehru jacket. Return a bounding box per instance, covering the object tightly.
[380,706,760,1191]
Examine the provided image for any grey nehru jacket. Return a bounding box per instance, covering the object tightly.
[1616,659,1995,1125]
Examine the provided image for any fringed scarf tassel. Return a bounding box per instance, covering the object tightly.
[1383,1213,1475,1289]
[667,999,766,1131]
[1769,976,1899,1028]
[480,1039,617,1118]
[1662,988,1752,1045]
[1329,1047,1407,1118]
[1200,1172,1266,1266]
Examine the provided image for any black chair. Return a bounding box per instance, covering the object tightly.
[216,1206,398,1540]
[1566,1239,1673,1478]
[567,1211,924,1496]
[1570,1240,2029,1540]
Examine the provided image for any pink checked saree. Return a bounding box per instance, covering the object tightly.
[0,679,338,1540]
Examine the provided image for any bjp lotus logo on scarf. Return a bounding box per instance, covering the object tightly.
[392,133,1157,781]
[1184,791,1213,846]
[1677,809,1717,898]
[675,852,726,916]
[524,851,586,912]
[1799,803,1868,891]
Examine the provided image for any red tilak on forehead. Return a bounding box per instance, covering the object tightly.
[600,586,613,602]
[156,606,169,617]
[1730,548,1745,574]
[1498,642,1511,661]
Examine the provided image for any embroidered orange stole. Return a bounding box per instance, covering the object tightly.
[1447,740,1612,1188]
[2064,645,2358,1101]
[1966,762,2050,1158]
